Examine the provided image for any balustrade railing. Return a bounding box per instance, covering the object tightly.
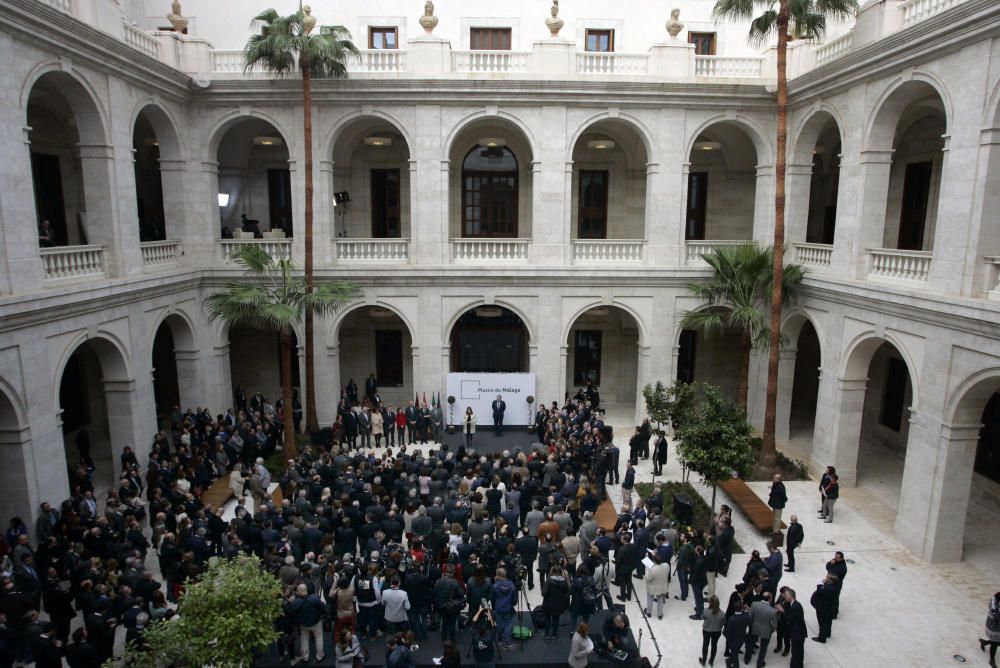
[867,248,932,283]
[694,56,764,78]
[40,245,106,281]
[335,238,409,262]
[140,240,182,268]
[985,257,1000,301]
[900,0,963,27]
[684,240,754,266]
[453,50,531,73]
[41,0,72,12]
[576,52,649,75]
[451,238,529,263]
[792,242,833,270]
[122,20,160,59]
[211,50,244,73]
[815,31,854,65]
[572,239,645,263]
[218,239,292,262]
[352,49,408,73]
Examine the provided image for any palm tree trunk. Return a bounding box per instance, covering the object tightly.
[301,58,319,435]
[761,3,791,471]
[281,328,297,459]
[739,331,751,410]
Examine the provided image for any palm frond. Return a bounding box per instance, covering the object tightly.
[748,9,779,47]
[814,0,859,21]
[712,0,761,22]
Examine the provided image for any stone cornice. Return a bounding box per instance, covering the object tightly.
[789,0,1000,103]
[0,0,192,101]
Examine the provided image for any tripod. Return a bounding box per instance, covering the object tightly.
[513,580,533,649]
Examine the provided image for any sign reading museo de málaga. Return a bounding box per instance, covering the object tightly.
[445,373,536,426]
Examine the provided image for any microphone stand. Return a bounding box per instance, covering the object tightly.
[633,596,664,668]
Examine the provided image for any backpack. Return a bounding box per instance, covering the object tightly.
[581,582,597,605]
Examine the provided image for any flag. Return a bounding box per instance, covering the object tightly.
[422,392,427,406]
[415,391,419,406]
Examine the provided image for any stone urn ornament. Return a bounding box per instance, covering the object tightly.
[545,0,564,37]
[666,8,684,39]
[302,4,317,35]
[419,0,439,34]
[166,0,188,32]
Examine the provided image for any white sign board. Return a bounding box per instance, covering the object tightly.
[445,373,536,426]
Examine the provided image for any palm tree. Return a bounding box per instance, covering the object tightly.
[680,243,804,412]
[712,0,856,468]
[206,246,359,457]
[244,6,360,433]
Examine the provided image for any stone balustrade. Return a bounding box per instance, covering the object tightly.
[40,245,106,281]
[352,49,408,73]
[140,240,182,268]
[451,238,529,263]
[335,238,410,262]
[572,239,645,263]
[41,0,71,12]
[122,20,160,59]
[694,56,764,78]
[867,248,933,283]
[211,49,244,73]
[901,0,963,27]
[576,52,649,75]
[792,242,833,270]
[986,257,1000,301]
[453,50,531,73]
[684,240,754,266]
[815,31,854,65]
[218,239,292,263]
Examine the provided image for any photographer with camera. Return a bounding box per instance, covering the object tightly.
[470,608,497,668]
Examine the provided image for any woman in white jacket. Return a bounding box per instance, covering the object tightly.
[644,553,670,619]
[568,622,594,668]
[462,407,477,448]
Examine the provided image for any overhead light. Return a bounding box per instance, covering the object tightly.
[587,139,616,150]
[694,141,722,152]
[253,136,283,146]
[475,306,504,318]
[588,307,609,316]
[369,308,395,318]
[477,137,507,148]
[334,191,351,205]
[143,137,159,147]
[364,136,392,147]
[813,146,826,155]
[217,193,230,207]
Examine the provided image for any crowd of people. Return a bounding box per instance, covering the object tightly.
[0,376,992,668]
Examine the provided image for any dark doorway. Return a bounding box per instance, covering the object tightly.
[152,324,180,419]
[790,321,821,435]
[371,169,401,238]
[879,357,909,431]
[375,330,404,386]
[267,168,293,236]
[676,329,697,383]
[897,161,933,250]
[462,146,518,238]
[975,393,1000,484]
[59,353,90,432]
[686,172,708,240]
[572,330,602,385]
[450,307,527,372]
[578,170,608,239]
[31,152,67,245]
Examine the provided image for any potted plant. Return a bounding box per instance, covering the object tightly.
[447,395,456,434]
[526,395,535,431]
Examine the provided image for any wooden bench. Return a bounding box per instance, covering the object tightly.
[719,477,786,533]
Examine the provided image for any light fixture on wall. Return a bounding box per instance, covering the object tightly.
[587,139,616,150]
[694,141,722,151]
[143,137,160,147]
[813,146,826,155]
[217,193,230,207]
[253,136,283,146]
[369,308,395,318]
[588,307,610,317]
[477,137,507,148]
[364,136,393,147]
[475,306,504,318]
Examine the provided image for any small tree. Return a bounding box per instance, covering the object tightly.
[643,380,697,436]
[674,384,757,511]
[109,555,283,668]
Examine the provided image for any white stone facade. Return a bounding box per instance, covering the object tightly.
[0,0,999,566]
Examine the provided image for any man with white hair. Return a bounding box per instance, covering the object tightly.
[289,583,325,664]
[255,457,271,488]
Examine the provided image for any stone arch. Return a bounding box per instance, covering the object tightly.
[840,332,920,407]
[684,114,773,167]
[329,299,417,347]
[0,377,36,528]
[863,74,952,151]
[983,77,1000,128]
[131,100,184,159]
[205,109,295,159]
[790,106,844,166]
[566,111,657,165]
[443,109,540,163]
[781,309,826,369]
[151,309,198,352]
[324,109,415,163]
[443,299,537,346]
[947,368,1000,426]
[562,301,649,348]
[53,331,134,406]
[21,61,109,144]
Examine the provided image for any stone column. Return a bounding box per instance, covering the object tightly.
[194,161,221,265]
[408,159,419,263]
[752,164,775,243]
[530,160,544,263]
[894,417,979,562]
[814,377,867,485]
[635,344,653,424]
[288,158,304,265]
[774,349,798,443]
[79,143,127,276]
[173,348,205,409]
[558,344,570,407]
[322,343,341,426]
[562,161,574,265]
[318,159,335,265]
[157,158,189,246]
[209,339,234,413]
[784,162,813,244]
[2,126,46,292]
[643,162,661,266]
[848,149,894,279]
[0,422,37,529]
[102,379,142,480]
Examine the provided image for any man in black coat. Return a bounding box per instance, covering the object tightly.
[768,474,787,534]
[405,401,419,444]
[491,395,506,437]
[84,601,116,663]
[723,604,751,668]
[29,622,63,668]
[652,432,668,476]
[64,628,102,668]
[810,574,838,643]
[785,515,804,572]
[825,551,847,618]
[614,532,639,602]
[515,527,538,590]
[780,588,808,668]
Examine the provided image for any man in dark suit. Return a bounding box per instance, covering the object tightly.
[768,474,788,534]
[614,532,639,602]
[84,601,117,663]
[405,401,419,444]
[785,515,804,572]
[30,622,63,668]
[65,628,102,668]
[781,588,808,668]
[810,574,838,643]
[14,555,42,607]
[491,395,506,437]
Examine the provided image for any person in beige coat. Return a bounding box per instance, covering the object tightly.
[644,553,670,619]
[371,408,384,448]
[228,466,246,501]
[569,621,594,668]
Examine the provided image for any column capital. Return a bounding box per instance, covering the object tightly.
[858,148,894,164]
[77,143,115,160]
[836,377,868,392]
[102,379,136,393]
